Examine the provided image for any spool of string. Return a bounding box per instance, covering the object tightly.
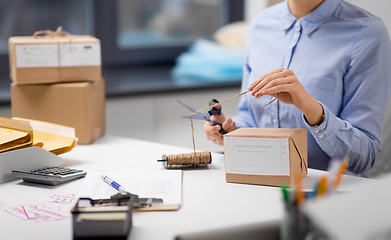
[160,151,211,168]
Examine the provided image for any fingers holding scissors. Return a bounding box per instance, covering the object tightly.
[204,118,236,146]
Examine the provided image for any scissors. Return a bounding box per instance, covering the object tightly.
[178,99,228,135]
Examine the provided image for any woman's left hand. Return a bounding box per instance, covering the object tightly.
[248,67,324,126]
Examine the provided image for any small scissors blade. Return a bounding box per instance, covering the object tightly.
[177,99,227,135]
[182,114,211,121]
[177,100,197,113]
[177,99,214,122]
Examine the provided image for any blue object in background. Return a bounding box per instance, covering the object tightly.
[172,39,245,83]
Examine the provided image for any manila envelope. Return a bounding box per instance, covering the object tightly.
[0,117,33,153]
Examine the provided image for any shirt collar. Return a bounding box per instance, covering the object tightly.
[280,0,341,34]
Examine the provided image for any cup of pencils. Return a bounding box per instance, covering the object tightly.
[280,193,311,240]
[279,158,348,240]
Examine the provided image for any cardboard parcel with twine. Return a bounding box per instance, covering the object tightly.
[224,128,308,187]
[9,27,101,85]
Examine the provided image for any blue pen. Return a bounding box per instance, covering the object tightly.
[308,180,319,200]
[102,175,125,192]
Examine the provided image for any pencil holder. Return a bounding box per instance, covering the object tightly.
[280,203,311,240]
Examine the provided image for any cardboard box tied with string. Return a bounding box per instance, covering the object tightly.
[9,27,101,85]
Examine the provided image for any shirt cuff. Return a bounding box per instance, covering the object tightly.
[302,102,326,131]
[303,102,345,158]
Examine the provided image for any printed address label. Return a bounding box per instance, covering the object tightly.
[15,43,101,68]
[15,44,59,68]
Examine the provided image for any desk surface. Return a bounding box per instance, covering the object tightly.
[0,135,376,240]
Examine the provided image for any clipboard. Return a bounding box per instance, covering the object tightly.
[135,204,180,212]
[77,170,182,211]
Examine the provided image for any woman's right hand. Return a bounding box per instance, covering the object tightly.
[203,104,236,146]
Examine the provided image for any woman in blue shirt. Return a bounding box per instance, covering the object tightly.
[203,0,391,177]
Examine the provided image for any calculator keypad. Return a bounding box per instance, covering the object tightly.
[12,166,87,185]
[31,167,83,176]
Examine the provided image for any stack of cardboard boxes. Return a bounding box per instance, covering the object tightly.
[8,29,105,144]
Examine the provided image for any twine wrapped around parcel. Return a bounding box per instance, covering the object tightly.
[33,26,71,38]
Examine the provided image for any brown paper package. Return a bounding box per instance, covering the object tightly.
[11,79,105,144]
[9,35,101,85]
[224,128,308,187]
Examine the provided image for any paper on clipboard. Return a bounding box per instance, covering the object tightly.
[78,170,182,211]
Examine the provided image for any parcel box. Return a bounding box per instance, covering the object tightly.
[11,79,105,144]
[9,31,101,84]
[224,128,307,187]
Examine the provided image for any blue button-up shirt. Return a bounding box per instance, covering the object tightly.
[232,0,391,177]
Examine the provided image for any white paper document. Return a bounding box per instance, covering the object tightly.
[225,137,290,176]
[78,170,182,206]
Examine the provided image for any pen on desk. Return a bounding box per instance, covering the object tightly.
[281,185,290,203]
[332,160,348,189]
[307,180,319,200]
[316,176,328,197]
[327,159,341,186]
[101,175,126,193]
[295,177,304,205]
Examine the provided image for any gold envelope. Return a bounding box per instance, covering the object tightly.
[0,117,33,153]
[13,117,77,155]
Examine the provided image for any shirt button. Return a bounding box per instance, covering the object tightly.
[284,60,288,65]
[330,152,335,156]
[295,21,300,27]
[314,130,320,133]
[293,34,298,39]
[272,119,277,124]
[318,134,324,139]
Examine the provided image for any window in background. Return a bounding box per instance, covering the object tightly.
[94,0,244,95]
[117,0,221,49]
[0,0,93,54]
[95,0,242,66]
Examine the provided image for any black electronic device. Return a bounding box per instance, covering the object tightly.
[12,166,86,185]
[71,195,134,239]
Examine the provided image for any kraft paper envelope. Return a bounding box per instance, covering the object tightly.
[13,117,77,155]
[0,117,33,153]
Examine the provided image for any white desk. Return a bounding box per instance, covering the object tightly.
[0,135,376,240]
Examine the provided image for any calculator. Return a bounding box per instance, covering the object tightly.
[12,167,87,186]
